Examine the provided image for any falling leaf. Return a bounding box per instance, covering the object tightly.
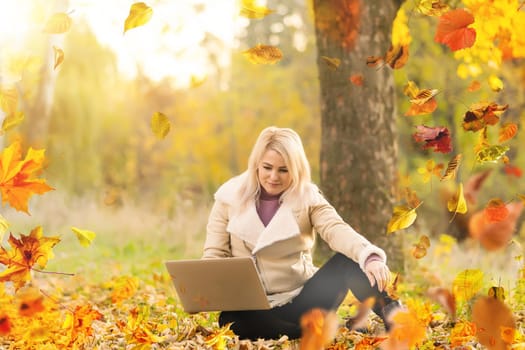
[488,286,506,301]
[412,235,431,259]
[1,111,25,134]
[387,299,431,348]
[504,164,522,177]
[417,159,444,184]
[0,213,8,242]
[462,102,508,132]
[366,55,383,67]
[17,286,45,317]
[124,2,153,34]
[452,269,483,302]
[488,74,504,92]
[0,140,54,213]
[150,112,170,139]
[71,227,96,247]
[448,183,468,215]
[416,0,450,16]
[349,74,364,86]
[413,125,452,153]
[345,297,375,330]
[384,44,409,69]
[427,287,456,320]
[243,44,283,64]
[386,204,421,234]
[43,12,72,34]
[107,275,139,304]
[239,0,274,19]
[52,46,64,70]
[440,154,462,181]
[498,122,518,143]
[0,87,18,114]
[472,296,515,350]
[476,145,509,164]
[434,9,476,51]
[467,80,481,92]
[483,199,509,223]
[321,56,341,71]
[403,82,438,116]
[190,75,207,88]
[299,308,338,350]
[0,226,60,290]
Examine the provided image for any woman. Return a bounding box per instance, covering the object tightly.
[203,126,400,340]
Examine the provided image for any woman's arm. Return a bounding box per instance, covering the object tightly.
[202,200,233,258]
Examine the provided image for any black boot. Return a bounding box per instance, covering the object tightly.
[380,300,403,332]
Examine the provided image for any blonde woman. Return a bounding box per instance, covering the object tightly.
[203,126,401,340]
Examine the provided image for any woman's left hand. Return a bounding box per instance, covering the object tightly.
[364,260,390,292]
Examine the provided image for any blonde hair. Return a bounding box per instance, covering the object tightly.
[238,126,313,208]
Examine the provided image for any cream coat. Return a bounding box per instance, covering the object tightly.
[202,173,387,307]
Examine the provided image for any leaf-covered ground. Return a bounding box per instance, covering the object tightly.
[2,239,525,350]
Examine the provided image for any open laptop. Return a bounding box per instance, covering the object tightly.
[164,257,271,313]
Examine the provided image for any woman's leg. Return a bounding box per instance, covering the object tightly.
[218,309,301,340]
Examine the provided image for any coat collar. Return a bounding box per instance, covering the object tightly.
[215,172,301,253]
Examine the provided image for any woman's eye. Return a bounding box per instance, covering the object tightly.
[279,169,288,173]
[263,166,272,170]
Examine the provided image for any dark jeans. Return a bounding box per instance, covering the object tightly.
[218,253,396,340]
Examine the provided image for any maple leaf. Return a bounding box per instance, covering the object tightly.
[417,159,444,184]
[0,141,54,214]
[387,299,431,348]
[17,286,45,317]
[434,9,476,51]
[413,125,452,153]
[63,304,103,345]
[0,226,60,290]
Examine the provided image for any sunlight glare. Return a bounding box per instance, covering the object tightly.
[0,1,33,48]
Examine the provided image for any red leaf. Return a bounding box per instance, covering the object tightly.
[504,164,522,178]
[434,9,476,51]
[349,74,364,86]
[484,199,509,223]
[413,125,452,153]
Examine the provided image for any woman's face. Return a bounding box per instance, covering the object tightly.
[257,149,292,196]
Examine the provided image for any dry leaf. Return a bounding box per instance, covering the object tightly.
[321,56,341,71]
[53,46,64,70]
[300,308,338,350]
[452,269,483,302]
[1,111,25,134]
[472,296,515,350]
[386,204,420,234]
[71,227,96,247]
[243,44,283,64]
[498,123,518,143]
[349,74,364,86]
[427,287,456,320]
[440,154,462,181]
[150,112,170,139]
[345,297,375,330]
[43,12,72,34]
[467,80,481,92]
[239,0,274,19]
[124,2,153,34]
[447,183,468,215]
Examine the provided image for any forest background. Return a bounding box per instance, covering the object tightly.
[1,0,525,348]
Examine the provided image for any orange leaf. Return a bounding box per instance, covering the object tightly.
[17,286,45,317]
[388,309,427,348]
[385,44,409,69]
[243,44,283,64]
[349,74,364,86]
[450,320,477,347]
[0,226,60,290]
[63,304,104,344]
[484,199,509,223]
[434,9,476,51]
[366,55,383,67]
[498,123,518,143]
[440,154,462,181]
[503,164,522,178]
[0,141,54,213]
[0,312,11,335]
[412,236,430,259]
[467,80,481,92]
[405,98,438,116]
[356,335,388,350]
[300,308,338,350]
[427,287,456,320]
[462,102,508,132]
[472,296,515,349]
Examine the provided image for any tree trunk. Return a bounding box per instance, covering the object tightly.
[313,0,404,271]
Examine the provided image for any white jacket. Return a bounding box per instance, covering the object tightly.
[202,173,386,307]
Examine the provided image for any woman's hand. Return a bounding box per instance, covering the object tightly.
[364,260,390,292]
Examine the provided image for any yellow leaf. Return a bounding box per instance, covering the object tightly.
[43,12,72,34]
[52,46,64,70]
[242,44,283,65]
[452,269,483,302]
[124,2,153,34]
[239,0,274,19]
[416,0,450,16]
[476,145,509,163]
[488,74,504,92]
[190,75,207,88]
[440,154,462,181]
[71,227,96,247]
[150,112,170,139]
[0,87,18,115]
[387,204,420,234]
[321,56,341,71]
[1,111,24,134]
[447,183,468,215]
[0,213,8,242]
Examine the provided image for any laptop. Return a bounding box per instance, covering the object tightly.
[164,257,271,313]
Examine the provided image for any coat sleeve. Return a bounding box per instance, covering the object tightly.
[202,199,233,258]
[309,194,387,270]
